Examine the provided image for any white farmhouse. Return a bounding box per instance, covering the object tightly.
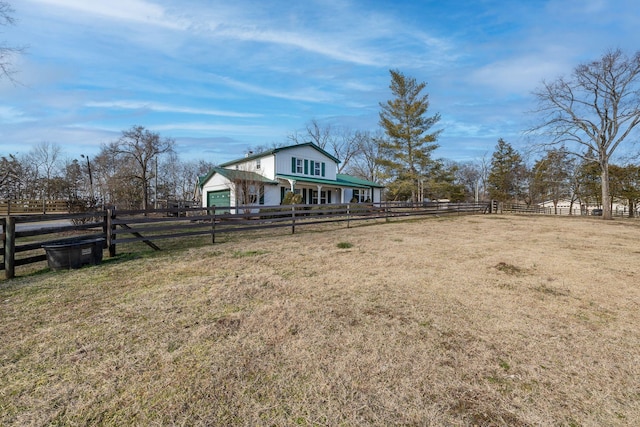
[198,142,384,211]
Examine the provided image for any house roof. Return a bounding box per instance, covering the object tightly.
[219,142,340,167]
[276,173,383,189]
[198,167,279,188]
[336,174,385,188]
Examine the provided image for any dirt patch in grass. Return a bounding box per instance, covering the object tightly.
[2,214,640,425]
[494,261,528,276]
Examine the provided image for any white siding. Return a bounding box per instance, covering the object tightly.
[275,145,338,180]
[259,154,276,179]
[372,188,381,203]
[263,185,281,206]
[231,154,277,180]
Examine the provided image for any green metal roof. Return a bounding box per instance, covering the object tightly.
[198,167,279,188]
[336,174,385,188]
[199,166,384,191]
[219,142,340,167]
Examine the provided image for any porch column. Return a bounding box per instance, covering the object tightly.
[287,179,296,192]
[316,185,323,204]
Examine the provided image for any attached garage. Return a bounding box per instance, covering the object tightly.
[207,190,230,208]
[199,167,280,212]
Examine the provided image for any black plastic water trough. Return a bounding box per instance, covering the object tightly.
[42,238,105,271]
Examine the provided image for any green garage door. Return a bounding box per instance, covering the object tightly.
[207,190,230,208]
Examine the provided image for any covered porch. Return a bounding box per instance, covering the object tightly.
[276,174,374,205]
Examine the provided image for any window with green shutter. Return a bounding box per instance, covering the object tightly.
[304,159,309,175]
[321,162,326,177]
[291,157,296,173]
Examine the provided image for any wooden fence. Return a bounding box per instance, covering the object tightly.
[0,199,70,215]
[1,201,488,279]
[500,203,549,214]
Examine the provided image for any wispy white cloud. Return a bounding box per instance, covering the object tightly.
[152,122,281,136]
[0,106,35,124]
[469,53,573,95]
[210,26,380,66]
[85,101,263,118]
[212,74,337,103]
[184,1,454,68]
[27,0,187,29]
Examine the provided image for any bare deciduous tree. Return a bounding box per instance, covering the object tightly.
[530,147,575,213]
[0,153,20,198]
[288,119,363,172]
[343,130,383,182]
[531,49,640,219]
[106,126,175,210]
[28,141,63,200]
[1,1,25,83]
[455,162,483,203]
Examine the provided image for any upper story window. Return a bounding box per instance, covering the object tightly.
[256,158,261,169]
[291,156,326,177]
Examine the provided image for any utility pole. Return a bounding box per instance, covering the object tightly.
[81,154,94,204]
[154,157,158,209]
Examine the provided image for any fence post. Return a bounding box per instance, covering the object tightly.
[102,208,108,245]
[347,203,351,228]
[107,207,116,257]
[4,216,15,279]
[211,206,216,244]
[291,204,296,234]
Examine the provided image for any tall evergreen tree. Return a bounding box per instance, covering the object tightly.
[377,70,441,202]
[487,139,526,203]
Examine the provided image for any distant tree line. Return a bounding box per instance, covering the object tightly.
[0,130,214,211]
[486,138,640,217]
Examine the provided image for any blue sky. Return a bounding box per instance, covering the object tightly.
[2,0,640,165]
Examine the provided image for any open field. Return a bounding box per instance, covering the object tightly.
[1,214,640,426]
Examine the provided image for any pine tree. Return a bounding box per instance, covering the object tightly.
[377,70,441,202]
[487,139,526,203]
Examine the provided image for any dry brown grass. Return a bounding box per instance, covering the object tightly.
[2,214,640,426]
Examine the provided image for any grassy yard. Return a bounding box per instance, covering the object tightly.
[1,214,640,426]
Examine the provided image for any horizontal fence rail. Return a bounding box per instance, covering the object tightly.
[2,202,488,279]
[1,211,107,278]
[498,203,639,217]
[0,199,70,215]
